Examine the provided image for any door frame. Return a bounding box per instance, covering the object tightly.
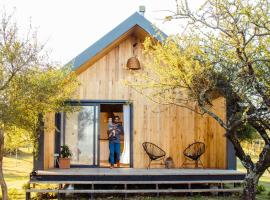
[60,100,133,168]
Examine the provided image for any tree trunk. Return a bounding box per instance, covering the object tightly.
[243,171,258,200]
[225,133,258,200]
[0,129,8,200]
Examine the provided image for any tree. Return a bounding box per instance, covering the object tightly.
[4,126,30,165]
[128,0,270,199]
[0,11,79,199]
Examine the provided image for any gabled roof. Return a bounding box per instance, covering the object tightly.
[68,12,167,72]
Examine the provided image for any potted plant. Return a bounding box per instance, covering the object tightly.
[59,145,72,169]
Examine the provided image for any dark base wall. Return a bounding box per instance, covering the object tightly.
[54,113,61,168]
[227,139,237,169]
[33,114,44,170]
[34,113,61,170]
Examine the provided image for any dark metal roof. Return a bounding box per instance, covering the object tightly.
[68,12,167,71]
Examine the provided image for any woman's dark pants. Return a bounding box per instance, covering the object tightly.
[109,142,120,165]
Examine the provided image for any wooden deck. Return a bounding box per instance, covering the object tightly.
[31,168,245,182]
[37,168,244,176]
[27,168,245,199]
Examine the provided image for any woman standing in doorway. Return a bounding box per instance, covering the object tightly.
[108,116,124,168]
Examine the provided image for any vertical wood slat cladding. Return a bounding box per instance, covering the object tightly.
[44,113,55,169]
[44,35,227,169]
[78,35,227,169]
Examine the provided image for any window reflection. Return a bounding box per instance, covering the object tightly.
[65,106,95,165]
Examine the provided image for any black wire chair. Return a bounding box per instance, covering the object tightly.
[182,142,205,168]
[142,142,166,169]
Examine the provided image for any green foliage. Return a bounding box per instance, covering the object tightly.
[237,123,259,142]
[0,11,80,153]
[129,35,214,107]
[256,184,266,194]
[29,184,58,200]
[4,126,31,153]
[4,66,79,130]
[128,0,270,143]
[60,145,72,158]
[0,10,79,199]
[21,182,30,190]
[7,188,24,200]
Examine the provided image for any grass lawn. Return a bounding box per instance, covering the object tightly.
[2,148,270,200]
[3,148,33,199]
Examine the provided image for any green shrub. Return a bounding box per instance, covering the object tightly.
[256,184,266,194]
[60,145,72,158]
[22,182,30,190]
[8,188,24,200]
[237,123,259,142]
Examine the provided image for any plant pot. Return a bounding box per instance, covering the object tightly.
[59,158,70,169]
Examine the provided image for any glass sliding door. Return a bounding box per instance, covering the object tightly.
[64,105,99,166]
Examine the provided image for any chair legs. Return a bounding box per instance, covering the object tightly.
[195,160,199,168]
[198,158,204,168]
[194,159,204,168]
[147,157,166,169]
[147,158,152,169]
[182,157,204,168]
[181,157,187,168]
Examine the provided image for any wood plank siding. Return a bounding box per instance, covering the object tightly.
[44,113,55,169]
[43,34,227,169]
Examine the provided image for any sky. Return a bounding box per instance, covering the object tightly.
[0,0,204,65]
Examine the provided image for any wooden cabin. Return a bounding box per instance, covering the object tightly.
[34,12,236,171]
[27,12,245,199]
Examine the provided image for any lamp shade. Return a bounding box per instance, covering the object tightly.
[126,57,141,70]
